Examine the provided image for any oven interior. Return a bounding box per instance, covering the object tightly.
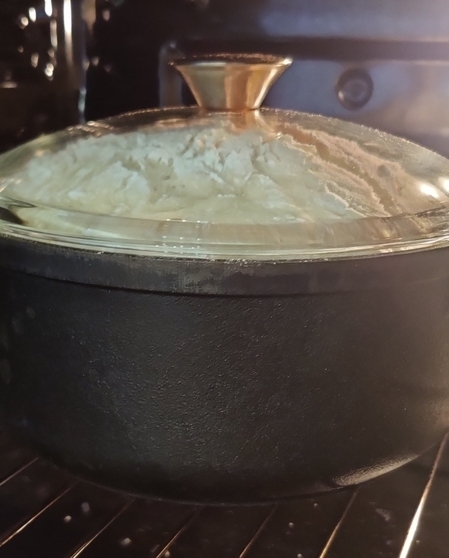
[1,1,449,556]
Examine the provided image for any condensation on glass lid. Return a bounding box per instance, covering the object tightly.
[1,109,449,259]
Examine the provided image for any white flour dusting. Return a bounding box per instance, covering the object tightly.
[7,123,371,226]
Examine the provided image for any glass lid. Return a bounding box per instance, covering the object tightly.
[1,54,449,261]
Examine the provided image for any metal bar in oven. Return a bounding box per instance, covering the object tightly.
[0,459,75,546]
[239,505,279,558]
[69,500,133,558]
[0,483,75,548]
[0,480,131,558]
[322,442,446,558]
[154,508,205,558]
[318,491,358,558]
[0,458,38,489]
[398,437,448,558]
[186,0,449,42]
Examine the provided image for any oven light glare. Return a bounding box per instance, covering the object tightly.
[45,0,53,17]
[63,0,73,64]
[419,183,440,199]
[44,63,54,78]
[438,177,449,193]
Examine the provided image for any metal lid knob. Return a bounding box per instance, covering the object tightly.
[172,54,292,111]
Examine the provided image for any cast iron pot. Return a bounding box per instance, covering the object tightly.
[1,55,449,503]
[1,236,449,503]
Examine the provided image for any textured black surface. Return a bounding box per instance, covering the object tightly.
[1,261,449,502]
[0,432,448,557]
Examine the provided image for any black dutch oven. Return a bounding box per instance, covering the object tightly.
[1,55,449,504]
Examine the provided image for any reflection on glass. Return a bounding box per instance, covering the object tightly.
[19,16,29,29]
[44,63,54,79]
[63,0,73,65]
[438,177,449,193]
[419,183,442,200]
[44,0,53,17]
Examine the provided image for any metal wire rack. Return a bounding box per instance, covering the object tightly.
[0,430,447,558]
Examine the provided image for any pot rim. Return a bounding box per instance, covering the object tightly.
[1,235,449,295]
